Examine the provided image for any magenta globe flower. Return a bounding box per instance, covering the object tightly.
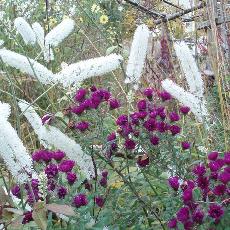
[159,91,172,101]
[116,114,128,126]
[101,170,108,178]
[169,125,181,135]
[192,164,206,176]
[208,204,224,222]
[167,218,177,229]
[224,152,230,165]
[45,163,58,179]
[181,141,191,150]
[137,100,147,111]
[208,151,219,161]
[67,172,77,185]
[137,154,150,168]
[71,105,85,115]
[11,185,21,198]
[57,186,67,199]
[95,196,105,208]
[75,121,89,132]
[99,177,107,187]
[107,132,116,142]
[150,135,160,145]
[169,112,180,122]
[192,208,204,224]
[74,88,87,102]
[218,171,230,184]
[176,206,190,223]
[143,88,154,99]
[168,176,180,191]
[124,139,136,150]
[58,160,75,172]
[213,184,226,196]
[182,189,193,203]
[73,193,88,208]
[109,98,120,110]
[53,150,66,161]
[41,114,53,125]
[179,106,190,115]
[22,211,33,224]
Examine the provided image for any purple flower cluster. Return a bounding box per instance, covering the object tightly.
[32,149,65,162]
[25,179,41,205]
[94,87,194,169]
[22,211,33,224]
[13,148,81,214]
[99,170,108,188]
[168,150,229,229]
[11,185,21,198]
[95,195,105,207]
[70,87,120,131]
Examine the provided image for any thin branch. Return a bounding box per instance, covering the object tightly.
[123,0,166,19]
[155,2,206,24]
[162,0,184,10]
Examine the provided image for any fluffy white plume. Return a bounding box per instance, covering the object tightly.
[162,79,208,122]
[14,17,36,45]
[32,22,54,62]
[174,41,204,98]
[32,22,44,46]
[55,54,123,87]
[18,100,95,179]
[125,24,150,87]
[45,18,75,47]
[0,49,54,84]
[0,101,11,120]
[0,102,36,183]
[0,40,4,47]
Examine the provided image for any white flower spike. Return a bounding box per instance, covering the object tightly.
[14,17,36,45]
[174,41,204,98]
[45,18,75,47]
[0,49,54,84]
[125,24,150,88]
[55,54,123,87]
[162,79,207,122]
[32,22,54,62]
[0,101,37,183]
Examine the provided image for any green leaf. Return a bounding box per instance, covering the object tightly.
[106,45,118,55]
[32,201,47,230]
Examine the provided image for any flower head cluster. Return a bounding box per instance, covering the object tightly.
[68,87,120,133]
[11,149,79,212]
[104,88,191,165]
[168,151,229,229]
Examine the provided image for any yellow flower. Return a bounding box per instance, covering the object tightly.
[49,18,57,27]
[91,4,100,13]
[99,15,109,24]
[54,5,60,11]
[79,17,83,23]
[54,48,60,53]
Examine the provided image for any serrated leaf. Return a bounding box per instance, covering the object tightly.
[32,201,47,230]
[46,203,75,216]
